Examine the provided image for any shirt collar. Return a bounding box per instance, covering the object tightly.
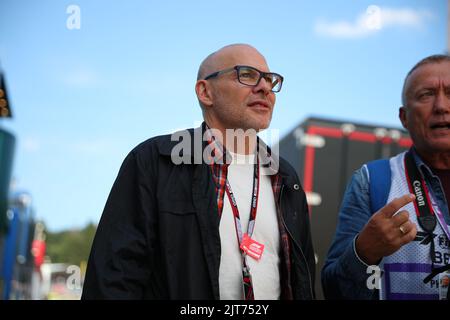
[410,147,437,180]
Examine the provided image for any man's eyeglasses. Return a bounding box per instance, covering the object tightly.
[203,65,284,93]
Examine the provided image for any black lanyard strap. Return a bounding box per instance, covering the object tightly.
[423,264,450,284]
[404,150,442,276]
[404,151,437,233]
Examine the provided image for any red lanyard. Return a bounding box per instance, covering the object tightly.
[224,156,260,300]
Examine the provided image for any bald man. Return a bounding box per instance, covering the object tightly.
[82,44,315,300]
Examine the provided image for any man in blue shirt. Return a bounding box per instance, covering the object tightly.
[322,55,450,300]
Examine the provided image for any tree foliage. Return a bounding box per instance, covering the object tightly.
[45,223,96,266]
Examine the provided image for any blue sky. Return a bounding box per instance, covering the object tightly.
[0,0,447,231]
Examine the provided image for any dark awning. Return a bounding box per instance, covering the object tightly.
[0,72,12,118]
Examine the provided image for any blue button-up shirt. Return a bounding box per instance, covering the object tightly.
[321,149,450,299]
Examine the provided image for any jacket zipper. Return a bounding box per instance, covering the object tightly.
[279,184,314,299]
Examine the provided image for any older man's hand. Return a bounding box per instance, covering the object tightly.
[355,194,417,265]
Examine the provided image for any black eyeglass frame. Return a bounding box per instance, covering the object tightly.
[203,65,284,93]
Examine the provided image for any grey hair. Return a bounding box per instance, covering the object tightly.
[401,54,450,106]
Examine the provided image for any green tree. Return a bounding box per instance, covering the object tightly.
[45,223,96,266]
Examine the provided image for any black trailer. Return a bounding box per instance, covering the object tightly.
[277,117,412,299]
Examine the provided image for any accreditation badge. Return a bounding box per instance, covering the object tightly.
[240,233,265,261]
[439,270,450,300]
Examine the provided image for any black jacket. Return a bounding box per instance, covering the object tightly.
[82,127,315,299]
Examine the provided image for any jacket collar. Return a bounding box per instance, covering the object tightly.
[410,147,439,181]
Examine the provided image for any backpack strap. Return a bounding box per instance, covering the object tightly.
[366,159,391,214]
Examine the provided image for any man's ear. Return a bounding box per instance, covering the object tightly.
[399,106,408,130]
[195,80,213,108]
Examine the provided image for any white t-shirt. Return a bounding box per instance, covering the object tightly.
[219,151,281,300]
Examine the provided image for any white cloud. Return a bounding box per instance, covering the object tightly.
[314,6,433,39]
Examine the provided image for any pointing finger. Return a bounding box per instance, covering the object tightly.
[380,194,415,218]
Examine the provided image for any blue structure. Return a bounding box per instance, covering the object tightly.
[0,192,35,300]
